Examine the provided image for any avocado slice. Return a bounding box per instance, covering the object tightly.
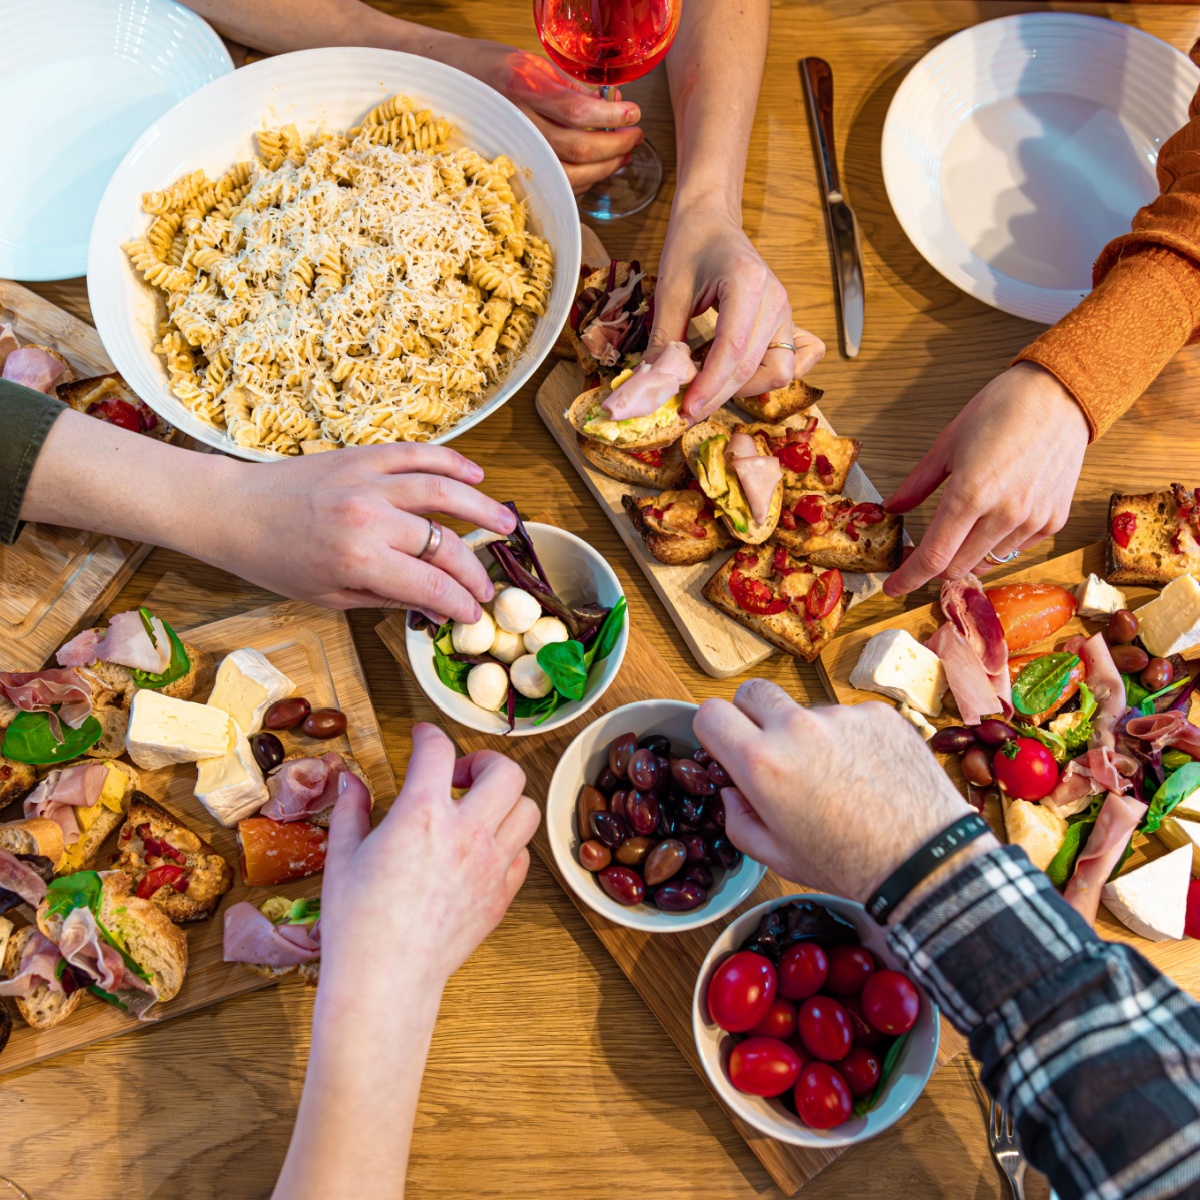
[696,435,750,534]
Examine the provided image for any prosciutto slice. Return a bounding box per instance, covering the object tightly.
[1126,711,1200,758]
[1077,632,1126,750]
[1062,791,1146,926]
[926,622,1003,726]
[941,575,1007,674]
[0,668,92,739]
[0,930,63,998]
[24,762,112,845]
[261,753,370,823]
[57,609,170,673]
[601,340,697,420]
[0,849,49,909]
[1042,748,1137,817]
[727,436,781,525]
[580,320,624,367]
[223,901,321,966]
[2,346,66,394]
[57,906,159,1019]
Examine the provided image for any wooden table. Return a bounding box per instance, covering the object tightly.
[10,0,1200,1195]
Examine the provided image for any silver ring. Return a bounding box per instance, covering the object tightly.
[984,549,1021,566]
[418,519,442,562]
[766,341,796,352]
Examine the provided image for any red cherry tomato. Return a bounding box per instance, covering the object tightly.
[993,737,1060,801]
[825,945,875,996]
[805,569,844,619]
[862,970,920,1036]
[747,997,798,1041]
[843,995,886,1049]
[729,570,788,616]
[1186,879,1200,940]
[794,1062,853,1129]
[777,942,829,1001]
[797,995,853,1062]
[1111,510,1136,549]
[728,1037,803,1097]
[136,862,188,899]
[707,951,778,1033]
[779,441,814,475]
[791,492,824,525]
[838,1045,882,1099]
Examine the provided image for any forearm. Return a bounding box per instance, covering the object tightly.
[890,844,1200,1200]
[665,0,769,214]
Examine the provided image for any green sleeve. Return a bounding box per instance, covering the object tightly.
[0,379,66,545]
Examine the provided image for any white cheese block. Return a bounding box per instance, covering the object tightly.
[1075,574,1127,620]
[1135,574,1200,658]
[126,689,233,770]
[1159,817,1200,876]
[1101,845,1191,941]
[0,915,11,966]
[194,719,269,826]
[207,647,294,737]
[849,629,948,716]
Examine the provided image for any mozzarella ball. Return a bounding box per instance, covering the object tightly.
[483,581,507,612]
[510,653,553,699]
[466,662,508,712]
[493,587,542,635]
[451,610,496,655]
[524,616,569,656]
[489,626,525,664]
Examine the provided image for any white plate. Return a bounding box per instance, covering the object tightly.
[882,13,1199,323]
[87,47,581,459]
[0,0,231,281]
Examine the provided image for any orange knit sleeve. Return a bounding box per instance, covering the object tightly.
[1015,52,1200,440]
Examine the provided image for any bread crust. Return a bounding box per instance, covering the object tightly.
[681,420,783,544]
[622,493,734,565]
[3,925,82,1030]
[568,385,689,452]
[735,379,824,423]
[565,262,656,379]
[1106,487,1200,586]
[55,373,176,444]
[772,492,904,572]
[575,434,691,489]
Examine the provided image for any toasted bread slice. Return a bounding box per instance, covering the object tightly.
[3,925,82,1030]
[55,373,176,443]
[568,385,689,452]
[773,492,903,572]
[733,419,860,494]
[1106,486,1200,586]
[682,420,783,545]
[69,634,213,702]
[736,380,824,423]
[622,490,734,565]
[297,752,372,829]
[0,712,38,811]
[49,760,139,873]
[575,433,690,489]
[115,795,233,923]
[701,542,850,662]
[244,959,321,986]
[0,818,65,866]
[566,262,656,378]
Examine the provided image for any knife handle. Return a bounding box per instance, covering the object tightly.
[801,57,843,201]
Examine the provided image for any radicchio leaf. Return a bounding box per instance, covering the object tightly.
[1168,664,1200,714]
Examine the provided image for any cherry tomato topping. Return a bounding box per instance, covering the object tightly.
[730,570,788,616]
[779,441,813,474]
[707,951,778,1032]
[805,569,844,619]
[88,397,142,433]
[137,862,188,899]
[825,945,876,996]
[791,494,825,526]
[794,1062,853,1129]
[797,995,853,1062]
[646,507,666,521]
[629,449,662,466]
[847,502,885,526]
[779,509,797,530]
[777,942,829,1001]
[993,737,1060,801]
[1112,511,1137,549]
[747,997,798,1041]
[815,454,834,480]
[771,545,793,575]
[728,1037,803,1097]
[839,1046,882,1099]
[862,969,920,1036]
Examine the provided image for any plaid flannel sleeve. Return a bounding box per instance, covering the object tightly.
[888,844,1200,1200]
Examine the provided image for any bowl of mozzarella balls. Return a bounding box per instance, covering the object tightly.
[405,509,628,735]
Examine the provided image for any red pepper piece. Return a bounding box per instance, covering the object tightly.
[137,862,188,899]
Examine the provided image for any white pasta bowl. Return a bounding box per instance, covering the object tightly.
[405,523,628,737]
[86,47,582,460]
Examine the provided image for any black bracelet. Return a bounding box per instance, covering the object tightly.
[865,813,991,924]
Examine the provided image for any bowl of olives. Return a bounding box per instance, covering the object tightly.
[546,699,767,932]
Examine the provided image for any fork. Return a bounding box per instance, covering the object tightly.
[988,1099,1027,1200]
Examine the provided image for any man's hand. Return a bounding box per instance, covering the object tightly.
[883,363,1090,596]
[694,680,970,901]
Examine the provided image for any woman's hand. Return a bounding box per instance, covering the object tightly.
[694,680,972,901]
[883,363,1090,596]
[647,201,825,423]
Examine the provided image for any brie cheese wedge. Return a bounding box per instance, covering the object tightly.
[207,647,294,737]
[194,719,269,826]
[126,689,232,770]
[849,629,948,716]
[1157,817,1200,876]
[1101,845,1191,941]
[1135,575,1200,658]
[1075,574,1127,620]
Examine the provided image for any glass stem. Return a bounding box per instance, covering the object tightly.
[600,84,614,133]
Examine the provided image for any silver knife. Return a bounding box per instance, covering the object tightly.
[800,57,864,358]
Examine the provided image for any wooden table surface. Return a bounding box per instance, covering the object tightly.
[10,0,1200,1195]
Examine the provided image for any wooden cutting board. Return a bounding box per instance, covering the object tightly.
[0,279,152,673]
[376,524,965,1197]
[0,600,395,1074]
[818,542,1200,999]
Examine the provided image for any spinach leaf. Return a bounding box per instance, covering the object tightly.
[1143,762,1200,835]
[854,1032,910,1116]
[1012,654,1079,717]
[537,640,588,701]
[45,871,104,921]
[2,711,103,765]
[1078,683,1097,723]
[130,608,190,689]
[513,690,560,721]
[1123,674,1153,710]
[584,596,627,670]
[1045,797,1105,889]
[430,621,472,695]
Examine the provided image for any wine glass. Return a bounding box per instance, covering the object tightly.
[533,0,682,220]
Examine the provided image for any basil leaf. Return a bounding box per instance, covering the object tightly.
[1143,762,1200,836]
[513,690,560,721]
[1012,654,1079,717]
[1,711,102,765]
[130,608,190,689]
[584,596,627,670]
[89,985,127,1010]
[433,652,472,696]
[854,1032,910,1116]
[45,871,104,921]
[536,640,588,701]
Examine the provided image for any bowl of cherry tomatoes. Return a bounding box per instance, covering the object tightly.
[692,894,939,1146]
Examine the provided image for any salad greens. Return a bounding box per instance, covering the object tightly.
[1016,684,1096,763]
[1011,653,1079,717]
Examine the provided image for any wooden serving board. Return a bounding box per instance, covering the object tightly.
[376,519,965,1197]
[0,600,395,1074]
[818,542,1200,1000]
[0,279,152,673]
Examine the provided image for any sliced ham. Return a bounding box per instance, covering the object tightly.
[1077,633,1126,750]
[261,753,369,823]
[1,346,66,394]
[57,609,170,674]
[1062,791,1146,926]
[580,320,624,367]
[223,901,321,967]
[926,622,1003,726]
[1042,748,1136,817]
[0,849,49,909]
[1126,711,1200,758]
[57,905,159,1019]
[601,340,697,420]
[0,930,63,998]
[24,762,112,846]
[0,668,92,740]
[942,575,1007,674]
[0,323,18,372]
[729,447,781,526]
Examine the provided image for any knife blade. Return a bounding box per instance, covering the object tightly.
[800,57,864,358]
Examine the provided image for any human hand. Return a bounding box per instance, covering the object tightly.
[647,201,825,423]
[694,680,972,902]
[883,363,1090,596]
[318,724,540,1009]
[437,37,644,192]
[217,443,516,622]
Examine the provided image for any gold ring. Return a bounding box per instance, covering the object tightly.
[418,519,443,562]
[767,341,796,352]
